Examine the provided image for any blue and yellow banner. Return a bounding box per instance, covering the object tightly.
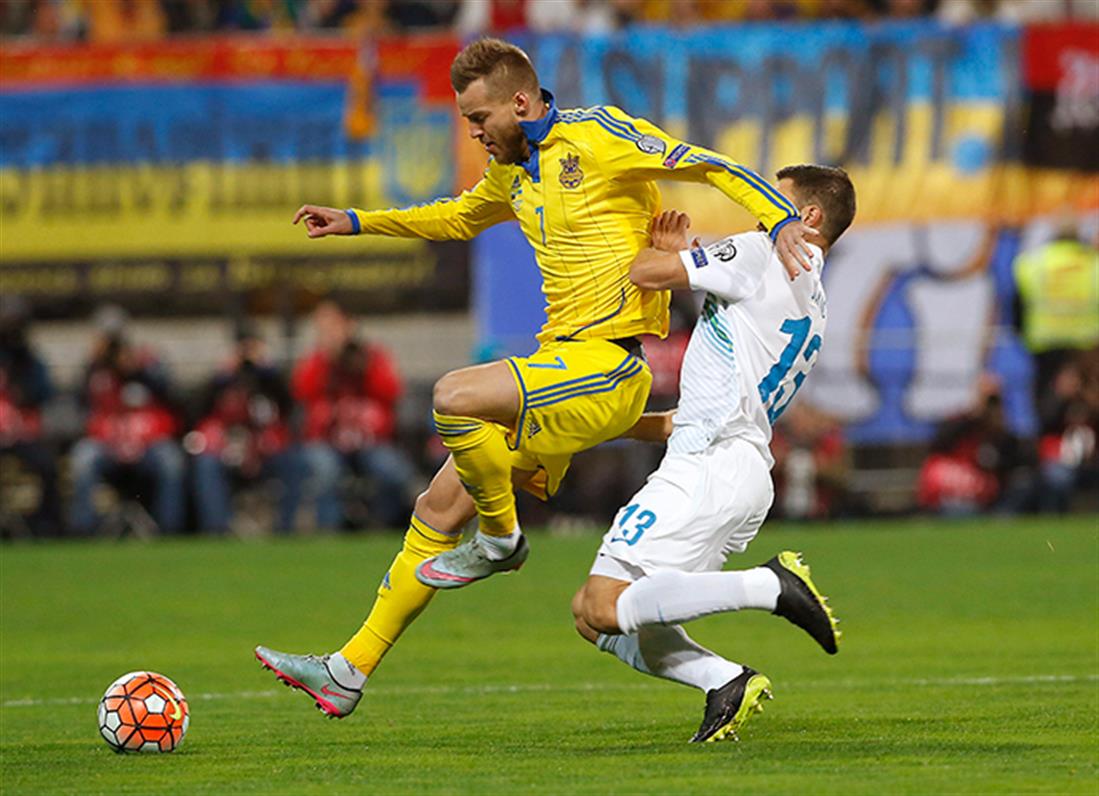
[0,36,461,263]
[472,22,1098,443]
[505,22,1096,233]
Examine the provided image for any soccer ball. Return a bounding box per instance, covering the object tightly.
[97,671,189,753]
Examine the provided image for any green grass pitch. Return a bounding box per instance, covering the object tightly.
[2,517,1096,794]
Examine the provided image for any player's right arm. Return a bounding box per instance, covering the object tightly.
[629,211,692,290]
[587,106,816,277]
[293,165,514,241]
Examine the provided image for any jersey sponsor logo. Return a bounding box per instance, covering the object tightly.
[636,134,666,155]
[690,247,709,269]
[527,419,543,439]
[663,143,690,168]
[711,239,737,262]
[381,570,392,590]
[559,153,584,189]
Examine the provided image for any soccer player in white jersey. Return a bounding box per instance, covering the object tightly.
[571,164,857,743]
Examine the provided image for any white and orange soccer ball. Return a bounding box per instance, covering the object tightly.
[97,671,189,753]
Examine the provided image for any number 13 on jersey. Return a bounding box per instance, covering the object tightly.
[758,316,822,424]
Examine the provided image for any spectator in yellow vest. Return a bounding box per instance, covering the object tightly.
[1013,220,1099,412]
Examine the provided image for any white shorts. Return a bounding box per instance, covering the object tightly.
[589,438,773,581]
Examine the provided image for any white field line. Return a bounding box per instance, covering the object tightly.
[2,673,1096,710]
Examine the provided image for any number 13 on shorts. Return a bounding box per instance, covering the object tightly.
[609,503,657,546]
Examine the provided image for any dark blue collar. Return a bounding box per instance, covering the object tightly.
[518,89,558,145]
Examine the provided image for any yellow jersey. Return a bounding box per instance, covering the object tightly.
[348,92,800,345]
[1013,238,1099,353]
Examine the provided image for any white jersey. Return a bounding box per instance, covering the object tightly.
[668,231,827,467]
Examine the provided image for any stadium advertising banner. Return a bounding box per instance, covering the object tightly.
[0,35,469,314]
[477,21,1099,442]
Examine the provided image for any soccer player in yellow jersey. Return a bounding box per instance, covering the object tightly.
[255,38,818,718]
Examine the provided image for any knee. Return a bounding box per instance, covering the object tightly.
[149,442,184,479]
[570,586,586,625]
[571,587,598,642]
[581,591,622,636]
[70,439,106,477]
[304,445,341,487]
[432,370,476,417]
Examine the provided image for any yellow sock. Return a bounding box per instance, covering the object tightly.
[432,410,517,536]
[339,516,460,675]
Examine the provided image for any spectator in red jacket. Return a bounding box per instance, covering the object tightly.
[917,377,1032,515]
[187,323,302,534]
[293,300,415,529]
[69,306,184,535]
[0,297,61,535]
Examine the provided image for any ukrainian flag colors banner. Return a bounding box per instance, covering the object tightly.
[508,22,1097,233]
[0,35,472,313]
[1,37,466,261]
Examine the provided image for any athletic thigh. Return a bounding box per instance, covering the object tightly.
[506,339,652,497]
[591,440,773,576]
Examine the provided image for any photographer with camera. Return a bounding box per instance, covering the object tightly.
[292,300,415,530]
[0,297,62,536]
[69,306,184,536]
[187,323,302,535]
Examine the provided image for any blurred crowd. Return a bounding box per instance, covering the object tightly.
[1,298,421,538]
[3,225,1096,539]
[917,223,1099,517]
[2,0,1096,40]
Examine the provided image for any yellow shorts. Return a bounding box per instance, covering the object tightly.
[505,338,652,500]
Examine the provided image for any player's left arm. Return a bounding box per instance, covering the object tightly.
[593,106,816,277]
[630,210,770,304]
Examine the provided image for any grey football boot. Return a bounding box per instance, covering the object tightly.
[254,646,362,718]
[415,533,529,589]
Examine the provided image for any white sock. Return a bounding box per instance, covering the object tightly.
[326,652,367,690]
[597,625,743,692]
[615,567,781,635]
[476,527,520,560]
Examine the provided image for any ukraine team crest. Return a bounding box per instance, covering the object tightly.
[559,153,583,189]
[510,175,523,212]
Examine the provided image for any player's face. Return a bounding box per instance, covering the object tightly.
[457,79,527,165]
[314,304,350,354]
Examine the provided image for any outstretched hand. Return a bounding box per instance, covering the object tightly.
[774,218,820,280]
[650,210,694,253]
[292,205,354,238]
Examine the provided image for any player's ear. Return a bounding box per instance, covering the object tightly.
[513,90,531,118]
[801,204,824,231]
